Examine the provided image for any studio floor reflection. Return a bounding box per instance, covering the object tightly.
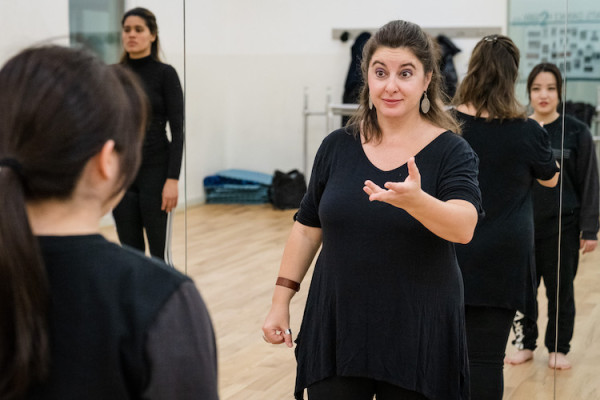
[101,204,600,400]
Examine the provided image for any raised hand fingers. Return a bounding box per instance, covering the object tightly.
[406,157,421,182]
[363,180,384,197]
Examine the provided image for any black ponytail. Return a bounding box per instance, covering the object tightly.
[0,45,147,398]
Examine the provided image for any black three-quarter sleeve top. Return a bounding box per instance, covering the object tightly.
[125,55,184,180]
[454,111,559,320]
[293,126,482,400]
[29,235,219,399]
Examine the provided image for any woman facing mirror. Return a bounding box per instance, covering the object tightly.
[0,45,217,399]
[112,7,184,265]
[453,34,560,400]
[505,62,599,370]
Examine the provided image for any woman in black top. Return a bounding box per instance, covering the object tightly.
[0,46,217,399]
[112,7,184,264]
[505,63,599,370]
[263,20,482,400]
[453,36,560,400]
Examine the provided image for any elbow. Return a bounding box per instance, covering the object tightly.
[455,230,474,245]
[454,210,478,244]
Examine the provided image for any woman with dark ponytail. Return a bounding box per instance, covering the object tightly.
[0,46,218,399]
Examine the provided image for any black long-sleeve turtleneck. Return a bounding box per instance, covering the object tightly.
[125,55,184,180]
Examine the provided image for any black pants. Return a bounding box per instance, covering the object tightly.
[465,305,515,400]
[307,376,428,400]
[511,225,579,354]
[112,162,172,264]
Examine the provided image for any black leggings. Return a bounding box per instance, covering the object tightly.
[307,376,428,400]
[112,162,172,263]
[465,305,515,400]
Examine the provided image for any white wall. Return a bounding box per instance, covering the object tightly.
[1,0,508,204]
[0,0,69,65]
[178,0,508,203]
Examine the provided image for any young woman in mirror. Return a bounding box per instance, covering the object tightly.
[505,62,599,370]
[453,36,560,399]
[263,20,482,400]
[0,46,218,399]
[113,7,184,264]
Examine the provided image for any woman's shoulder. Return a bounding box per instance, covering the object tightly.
[522,117,546,131]
[156,61,179,76]
[40,234,188,284]
[563,113,590,132]
[431,130,475,156]
[323,125,358,145]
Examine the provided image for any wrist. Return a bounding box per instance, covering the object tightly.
[276,276,300,292]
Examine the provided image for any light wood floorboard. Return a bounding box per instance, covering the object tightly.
[101,204,600,399]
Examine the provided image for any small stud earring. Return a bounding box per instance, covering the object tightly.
[420,91,430,114]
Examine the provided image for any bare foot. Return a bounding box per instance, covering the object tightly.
[504,349,534,365]
[548,352,572,369]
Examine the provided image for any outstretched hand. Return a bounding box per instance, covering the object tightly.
[363,157,423,210]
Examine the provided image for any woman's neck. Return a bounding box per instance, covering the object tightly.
[457,103,488,118]
[27,198,105,236]
[530,110,560,126]
[376,111,425,142]
[127,49,152,60]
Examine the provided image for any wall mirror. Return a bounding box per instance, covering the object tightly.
[4,0,599,398]
[507,0,600,398]
[0,0,187,271]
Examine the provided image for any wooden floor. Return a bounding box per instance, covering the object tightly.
[101,204,600,400]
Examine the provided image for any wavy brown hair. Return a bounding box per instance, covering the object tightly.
[0,45,147,398]
[348,20,460,142]
[453,34,527,121]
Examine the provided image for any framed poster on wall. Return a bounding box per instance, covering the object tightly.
[508,0,600,103]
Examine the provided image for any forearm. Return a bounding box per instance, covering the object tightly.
[272,222,322,305]
[537,161,560,187]
[165,70,184,179]
[404,192,478,244]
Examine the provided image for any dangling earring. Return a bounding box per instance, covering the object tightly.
[368,96,373,110]
[420,91,430,114]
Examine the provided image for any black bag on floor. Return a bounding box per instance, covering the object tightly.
[270,169,307,209]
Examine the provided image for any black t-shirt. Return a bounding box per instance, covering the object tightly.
[28,235,218,400]
[454,111,558,318]
[294,127,481,400]
[125,56,184,179]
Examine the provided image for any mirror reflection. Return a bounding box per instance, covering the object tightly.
[3,0,600,399]
[112,6,185,267]
[504,0,600,398]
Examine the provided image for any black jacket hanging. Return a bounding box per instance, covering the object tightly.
[436,34,461,100]
[342,32,371,105]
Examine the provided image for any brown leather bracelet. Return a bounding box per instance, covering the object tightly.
[276,277,301,292]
